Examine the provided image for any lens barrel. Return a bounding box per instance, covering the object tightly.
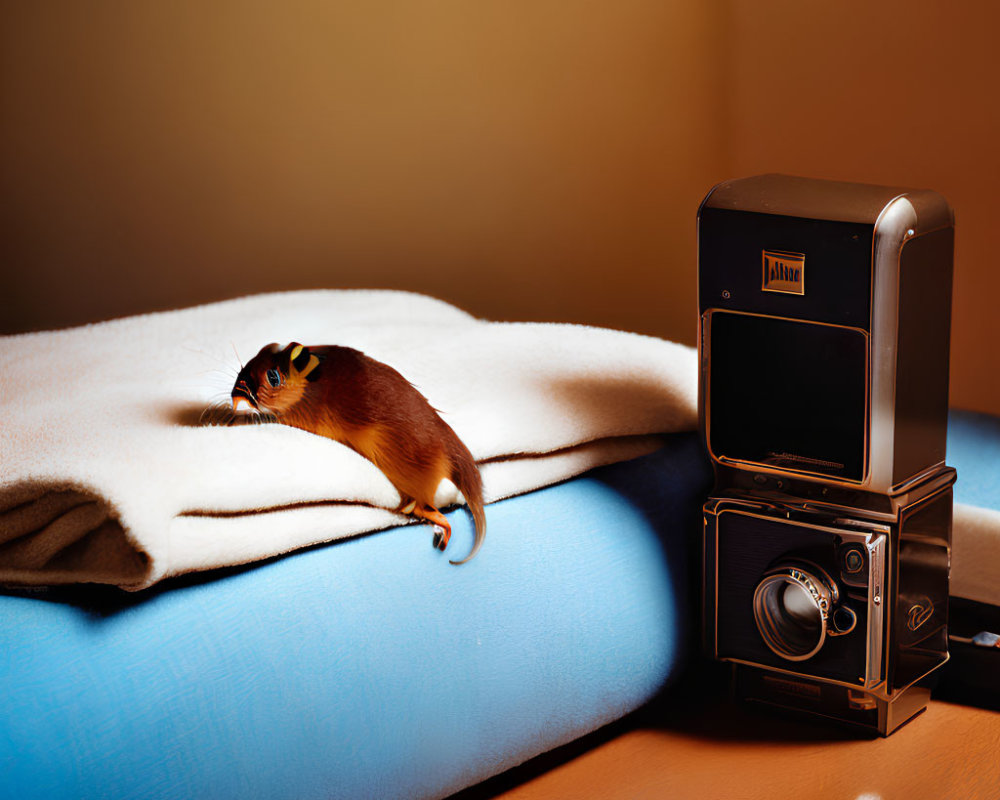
[753,565,838,661]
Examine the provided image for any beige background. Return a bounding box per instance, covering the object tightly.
[2,1,998,414]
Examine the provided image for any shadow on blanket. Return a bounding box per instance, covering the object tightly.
[164,401,275,428]
[0,484,150,588]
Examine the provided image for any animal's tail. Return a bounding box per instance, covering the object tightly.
[447,434,486,565]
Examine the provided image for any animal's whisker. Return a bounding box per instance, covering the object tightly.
[198,368,239,381]
[182,343,240,373]
[198,402,237,427]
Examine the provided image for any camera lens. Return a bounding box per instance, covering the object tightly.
[753,565,837,661]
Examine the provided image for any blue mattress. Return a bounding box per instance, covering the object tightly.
[947,409,1000,512]
[0,433,712,800]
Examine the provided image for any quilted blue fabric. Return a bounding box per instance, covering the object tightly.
[0,433,711,800]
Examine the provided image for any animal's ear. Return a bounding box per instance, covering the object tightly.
[287,343,322,381]
[275,342,300,373]
[288,343,309,371]
[256,342,281,358]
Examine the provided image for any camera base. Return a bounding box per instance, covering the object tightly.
[733,665,931,737]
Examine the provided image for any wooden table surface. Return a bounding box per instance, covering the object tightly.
[458,673,1000,800]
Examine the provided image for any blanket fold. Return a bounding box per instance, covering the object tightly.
[0,290,698,589]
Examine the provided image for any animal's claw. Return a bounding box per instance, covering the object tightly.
[432,524,450,551]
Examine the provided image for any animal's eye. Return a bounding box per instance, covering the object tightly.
[266,368,282,388]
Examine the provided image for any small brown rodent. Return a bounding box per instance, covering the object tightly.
[231,342,485,564]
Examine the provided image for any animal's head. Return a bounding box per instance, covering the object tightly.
[231,342,323,415]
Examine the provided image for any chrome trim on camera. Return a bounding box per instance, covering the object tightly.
[868,195,911,493]
[865,534,886,687]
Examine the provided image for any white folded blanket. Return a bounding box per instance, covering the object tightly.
[951,504,1000,607]
[0,290,699,590]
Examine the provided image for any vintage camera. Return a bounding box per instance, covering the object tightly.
[698,174,956,735]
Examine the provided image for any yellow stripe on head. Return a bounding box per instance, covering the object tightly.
[299,354,321,379]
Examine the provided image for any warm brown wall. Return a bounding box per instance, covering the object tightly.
[724,0,1000,414]
[0,1,726,349]
[3,1,998,414]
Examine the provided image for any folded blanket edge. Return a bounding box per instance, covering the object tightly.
[952,502,1000,607]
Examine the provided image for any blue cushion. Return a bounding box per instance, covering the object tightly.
[0,433,711,800]
[948,410,1000,513]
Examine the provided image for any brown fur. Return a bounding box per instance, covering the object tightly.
[231,342,486,564]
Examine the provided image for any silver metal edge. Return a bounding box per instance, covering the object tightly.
[868,194,914,494]
[866,533,886,689]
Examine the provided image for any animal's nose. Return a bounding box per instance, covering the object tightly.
[231,380,255,411]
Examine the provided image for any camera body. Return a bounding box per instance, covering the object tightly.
[698,174,956,735]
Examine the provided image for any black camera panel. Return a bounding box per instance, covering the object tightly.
[698,207,873,329]
[707,312,867,481]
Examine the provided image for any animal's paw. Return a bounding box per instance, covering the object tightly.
[432,524,450,551]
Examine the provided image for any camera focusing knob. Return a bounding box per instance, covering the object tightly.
[842,546,865,574]
[829,605,858,637]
